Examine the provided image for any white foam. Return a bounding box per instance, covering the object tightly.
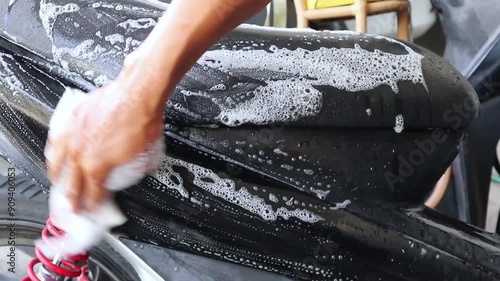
[330,199,351,210]
[39,1,80,39]
[118,18,157,30]
[210,83,227,91]
[187,35,427,126]
[52,39,107,66]
[39,1,144,70]
[394,114,404,133]
[0,55,23,91]
[200,42,427,94]
[190,197,202,205]
[153,159,190,198]
[303,169,314,175]
[180,79,322,126]
[269,193,278,203]
[94,75,110,87]
[156,156,325,223]
[274,148,288,156]
[105,34,125,45]
[310,187,330,200]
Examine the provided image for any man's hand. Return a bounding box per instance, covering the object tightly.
[45,82,164,212]
[44,0,271,212]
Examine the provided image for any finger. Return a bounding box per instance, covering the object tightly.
[85,163,109,210]
[67,154,84,213]
[45,135,68,184]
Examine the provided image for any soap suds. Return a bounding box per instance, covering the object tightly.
[39,1,80,39]
[39,1,152,71]
[52,39,107,67]
[269,193,278,203]
[274,148,288,156]
[0,54,23,91]
[181,79,322,126]
[200,42,427,94]
[366,108,372,116]
[303,169,314,175]
[94,75,110,87]
[210,83,227,91]
[118,18,157,30]
[190,197,202,205]
[155,156,325,223]
[310,187,330,200]
[105,34,125,45]
[394,114,404,133]
[183,34,427,126]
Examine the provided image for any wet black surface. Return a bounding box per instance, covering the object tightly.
[0,1,499,281]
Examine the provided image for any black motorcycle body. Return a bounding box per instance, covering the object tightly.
[1,1,500,281]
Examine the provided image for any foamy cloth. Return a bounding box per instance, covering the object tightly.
[37,87,164,259]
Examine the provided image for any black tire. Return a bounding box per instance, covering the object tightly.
[0,164,140,281]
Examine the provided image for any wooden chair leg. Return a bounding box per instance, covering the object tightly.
[297,16,309,28]
[354,0,368,33]
[293,0,309,28]
[397,2,410,40]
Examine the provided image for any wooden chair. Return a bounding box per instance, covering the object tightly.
[293,0,411,40]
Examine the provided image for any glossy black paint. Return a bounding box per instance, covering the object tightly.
[0,1,499,281]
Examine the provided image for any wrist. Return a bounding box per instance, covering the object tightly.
[119,50,174,115]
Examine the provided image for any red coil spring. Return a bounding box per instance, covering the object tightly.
[22,214,91,281]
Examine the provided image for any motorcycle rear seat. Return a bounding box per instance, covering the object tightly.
[168,26,479,131]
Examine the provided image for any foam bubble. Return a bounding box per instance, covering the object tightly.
[156,156,324,223]
[329,200,351,210]
[52,39,107,66]
[94,75,110,87]
[190,197,202,205]
[269,193,278,203]
[310,187,330,200]
[105,34,125,45]
[210,83,227,91]
[118,18,157,30]
[303,169,314,175]
[273,148,288,156]
[394,114,404,133]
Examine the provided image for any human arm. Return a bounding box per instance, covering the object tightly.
[46,0,271,212]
